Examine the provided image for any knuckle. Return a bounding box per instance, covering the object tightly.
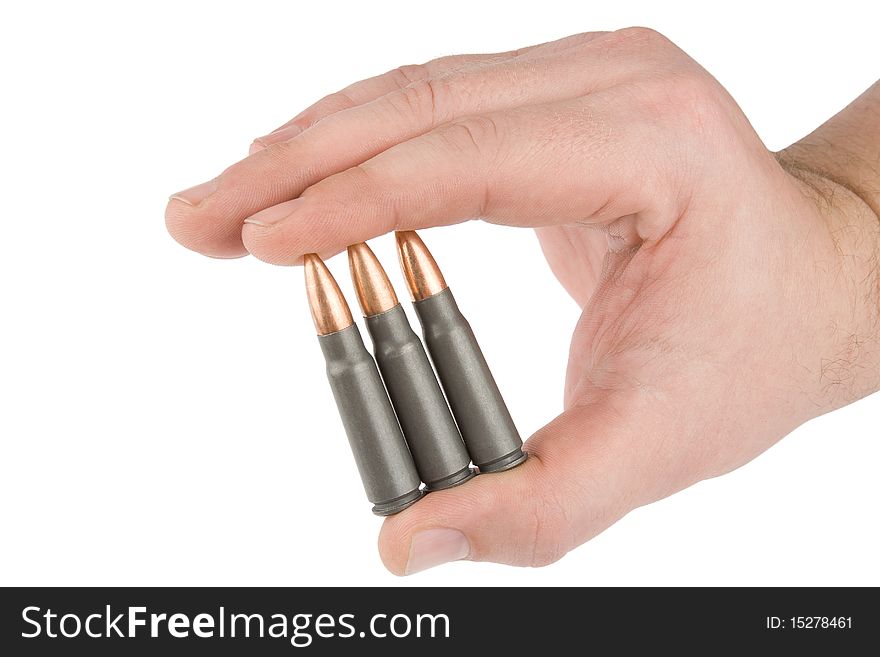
[632,68,721,134]
[664,66,714,97]
[262,136,299,163]
[609,25,672,50]
[436,115,501,156]
[526,498,571,568]
[344,163,378,197]
[519,460,575,568]
[662,71,722,132]
[391,63,428,86]
[391,77,446,123]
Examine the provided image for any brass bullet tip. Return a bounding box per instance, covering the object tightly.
[303,254,354,335]
[395,231,448,302]
[347,242,399,317]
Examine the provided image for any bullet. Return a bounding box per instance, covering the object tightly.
[348,242,474,491]
[304,254,422,515]
[395,231,527,473]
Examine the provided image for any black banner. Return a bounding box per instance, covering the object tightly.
[0,587,875,655]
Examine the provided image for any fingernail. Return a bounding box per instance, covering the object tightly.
[242,201,296,228]
[254,124,303,150]
[405,528,470,575]
[170,179,218,207]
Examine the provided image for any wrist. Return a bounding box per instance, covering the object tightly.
[776,80,880,223]
[778,159,880,412]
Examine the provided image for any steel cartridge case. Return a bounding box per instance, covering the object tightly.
[318,324,423,515]
[413,288,527,473]
[365,304,475,490]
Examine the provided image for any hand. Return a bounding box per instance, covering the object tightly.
[166,29,880,574]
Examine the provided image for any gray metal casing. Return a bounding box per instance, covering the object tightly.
[365,304,474,491]
[318,324,422,515]
[413,288,527,473]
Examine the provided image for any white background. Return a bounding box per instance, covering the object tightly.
[0,0,877,586]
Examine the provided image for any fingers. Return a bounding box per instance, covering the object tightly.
[241,93,681,264]
[166,30,666,259]
[249,55,512,155]
[249,32,608,153]
[378,402,651,574]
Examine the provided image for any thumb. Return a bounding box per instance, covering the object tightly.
[379,401,652,575]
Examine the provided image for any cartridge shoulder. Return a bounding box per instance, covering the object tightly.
[324,349,376,378]
[421,318,475,343]
[374,334,424,360]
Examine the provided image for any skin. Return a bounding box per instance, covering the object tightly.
[166,28,880,574]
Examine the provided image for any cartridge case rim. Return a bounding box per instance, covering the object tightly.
[477,449,528,473]
[423,466,476,492]
[371,488,424,516]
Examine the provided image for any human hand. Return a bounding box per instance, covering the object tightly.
[166,29,880,574]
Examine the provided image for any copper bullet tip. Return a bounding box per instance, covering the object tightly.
[303,254,354,335]
[347,242,399,317]
[395,231,448,302]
